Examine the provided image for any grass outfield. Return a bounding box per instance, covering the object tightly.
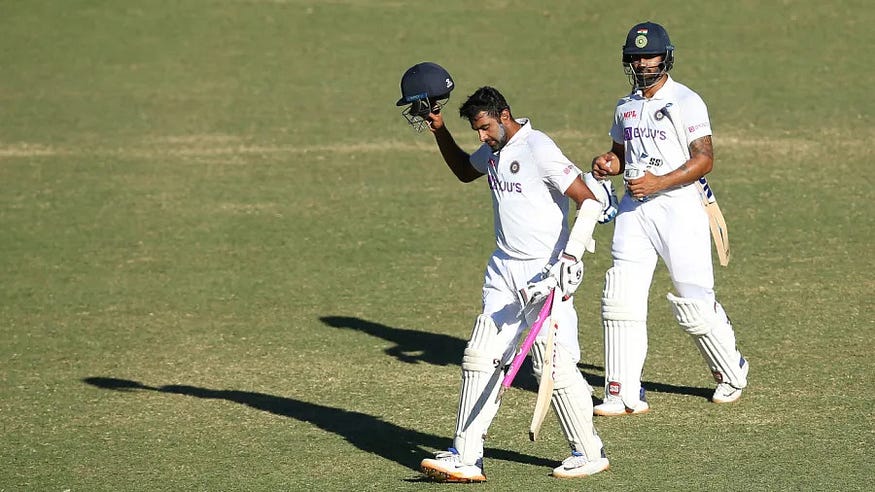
[1,1,872,490]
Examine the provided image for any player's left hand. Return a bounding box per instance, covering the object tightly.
[546,252,584,301]
[625,171,663,200]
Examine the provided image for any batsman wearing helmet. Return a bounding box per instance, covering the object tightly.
[397,64,618,482]
[590,22,749,416]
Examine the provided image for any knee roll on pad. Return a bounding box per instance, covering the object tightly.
[530,338,548,383]
[530,338,603,458]
[667,293,715,336]
[462,315,503,373]
[667,293,747,388]
[602,267,648,322]
[530,339,592,392]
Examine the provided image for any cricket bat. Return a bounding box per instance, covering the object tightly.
[529,319,557,441]
[496,288,555,403]
[696,177,730,266]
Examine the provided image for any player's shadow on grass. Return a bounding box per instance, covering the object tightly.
[82,377,555,473]
[320,315,538,392]
[579,367,713,401]
[320,315,463,366]
[320,316,711,400]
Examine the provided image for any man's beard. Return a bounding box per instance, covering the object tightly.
[490,123,508,152]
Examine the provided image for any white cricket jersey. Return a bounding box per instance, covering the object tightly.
[610,75,711,193]
[469,119,581,261]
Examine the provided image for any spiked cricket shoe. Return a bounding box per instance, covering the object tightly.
[552,451,610,478]
[420,448,486,483]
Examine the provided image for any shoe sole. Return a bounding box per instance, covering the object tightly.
[593,406,650,417]
[553,462,610,478]
[420,464,486,483]
[712,390,742,404]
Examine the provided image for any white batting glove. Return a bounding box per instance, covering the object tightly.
[546,252,584,301]
[519,276,558,306]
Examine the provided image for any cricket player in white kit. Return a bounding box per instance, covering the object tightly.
[397,73,616,482]
[591,22,749,416]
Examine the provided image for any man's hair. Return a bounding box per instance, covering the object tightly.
[459,86,510,121]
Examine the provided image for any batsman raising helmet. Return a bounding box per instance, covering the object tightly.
[397,63,618,482]
[590,21,749,416]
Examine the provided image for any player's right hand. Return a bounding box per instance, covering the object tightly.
[591,153,617,179]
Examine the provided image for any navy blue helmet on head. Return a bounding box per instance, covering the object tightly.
[621,21,675,90]
[397,62,454,132]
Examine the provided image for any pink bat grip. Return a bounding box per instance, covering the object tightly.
[500,289,555,391]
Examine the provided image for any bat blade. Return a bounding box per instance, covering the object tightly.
[529,319,557,441]
[706,201,730,266]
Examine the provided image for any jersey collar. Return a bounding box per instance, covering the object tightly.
[634,74,676,100]
[502,118,531,149]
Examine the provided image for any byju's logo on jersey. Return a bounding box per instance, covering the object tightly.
[487,175,522,193]
[624,126,667,141]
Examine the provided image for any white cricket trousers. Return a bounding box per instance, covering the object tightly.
[482,249,583,364]
[611,186,717,301]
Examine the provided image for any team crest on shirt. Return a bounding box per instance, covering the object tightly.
[655,108,666,120]
[510,161,520,173]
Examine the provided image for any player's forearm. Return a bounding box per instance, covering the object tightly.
[658,153,713,190]
[433,127,480,182]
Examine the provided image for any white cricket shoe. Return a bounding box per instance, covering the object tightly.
[593,387,650,416]
[552,451,610,478]
[420,448,486,483]
[712,357,749,404]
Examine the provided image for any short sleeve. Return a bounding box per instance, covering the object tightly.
[529,133,581,193]
[679,92,712,144]
[469,144,493,174]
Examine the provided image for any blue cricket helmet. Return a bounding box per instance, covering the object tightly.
[396,62,454,106]
[621,22,675,89]
[396,62,455,132]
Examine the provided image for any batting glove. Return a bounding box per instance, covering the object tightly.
[598,179,619,224]
[546,252,584,301]
[583,172,619,224]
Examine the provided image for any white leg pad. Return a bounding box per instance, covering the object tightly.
[455,315,505,465]
[667,293,747,388]
[538,342,605,460]
[601,267,648,407]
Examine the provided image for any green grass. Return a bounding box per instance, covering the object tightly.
[1,1,873,490]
